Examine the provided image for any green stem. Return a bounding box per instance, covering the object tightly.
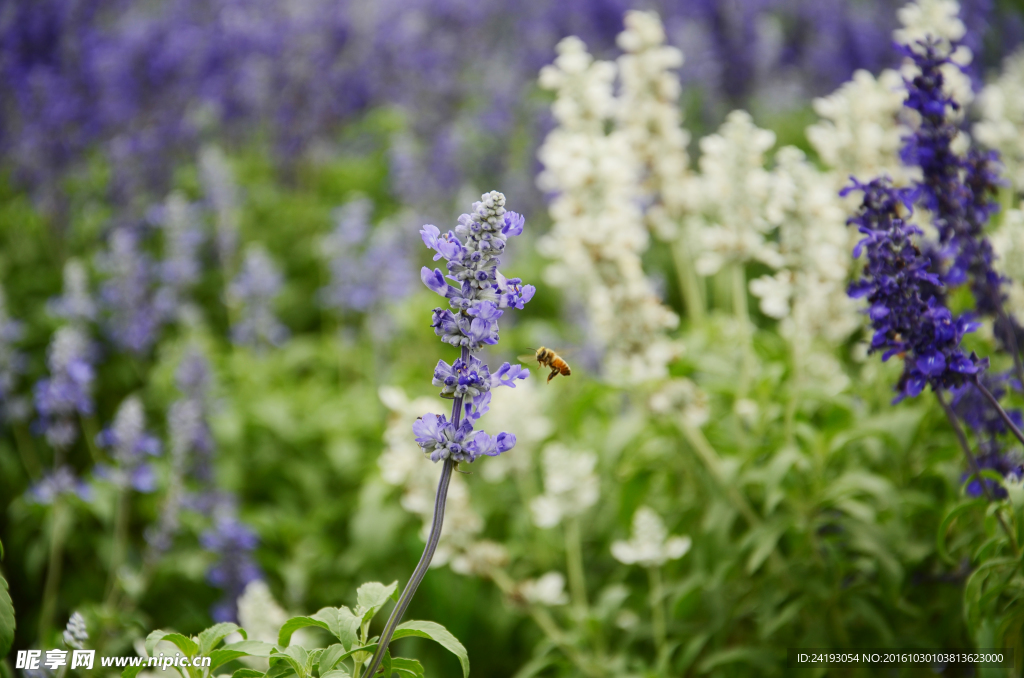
[678,422,760,527]
[105,487,131,605]
[490,569,605,677]
[732,263,752,400]
[39,501,71,640]
[79,415,102,465]
[565,517,589,621]
[671,238,705,325]
[13,423,41,479]
[784,341,803,448]
[648,566,666,655]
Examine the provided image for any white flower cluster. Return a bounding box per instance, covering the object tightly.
[537,30,680,385]
[806,69,908,186]
[975,49,1024,191]
[615,10,691,239]
[751,147,860,389]
[688,110,782,275]
[518,571,569,606]
[610,506,691,568]
[530,443,600,529]
[377,386,507,576]
[990,206,1024,324]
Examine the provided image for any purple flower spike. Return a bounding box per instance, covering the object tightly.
[844,177,982,401]
[410,191,534,466]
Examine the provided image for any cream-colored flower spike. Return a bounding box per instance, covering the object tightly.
[520,571,570,606]
[616,10,692,238]
[611,506,691,568]
[530,443,600,528]
[689,110,781,276]
[975,49,1024,192]
[990,206,1024,325]
[807,69,909,186]
[537,33,680,385]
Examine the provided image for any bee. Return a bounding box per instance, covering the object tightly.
[519,346,572,383]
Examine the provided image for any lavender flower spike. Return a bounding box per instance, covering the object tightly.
[228,245,289,350]
[365,192,534,676]
[95,396,162,493]
[844,177,984,402]
[34,326,95,450]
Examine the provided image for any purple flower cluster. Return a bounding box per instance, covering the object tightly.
[47,260,97,326]
[28,465,90,505]
[97,225,163,355]
[152,193,205,321]
[146,350,215,557]
[4,0,1011,217]
[200,512,261,623]
[844,178,984,402]
[94,396,163,493]
[318,198,415,314]
[412,191,531,464]
[0,287,28,423]
[900,40,1014,338]
[33,326,96,450]
[228,245,289,349]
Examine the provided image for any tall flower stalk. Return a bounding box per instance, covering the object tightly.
[362,191,533,677]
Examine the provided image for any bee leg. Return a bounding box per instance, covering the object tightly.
[548,367,558,383]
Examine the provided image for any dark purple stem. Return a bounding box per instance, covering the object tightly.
[971,374,1024,449]
[362,346,468,677]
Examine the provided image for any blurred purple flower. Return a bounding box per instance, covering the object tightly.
[97,224,162,354]
[318,197,415,315]
[27,465,91,504]
[94,395,162,493]
[146,349,215,557]
[201,511,261,623]
[227,245,288,349]
[33,326,95,450]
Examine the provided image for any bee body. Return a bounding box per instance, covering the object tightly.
[534,346,571,383]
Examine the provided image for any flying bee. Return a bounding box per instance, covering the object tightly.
[518,346,572,383]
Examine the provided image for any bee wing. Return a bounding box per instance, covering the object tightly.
[517,350,539,362]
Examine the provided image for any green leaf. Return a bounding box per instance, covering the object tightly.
[224,641,278,658]
[380,651,392,678]
[200,622,246,655]
[318,644,347,674]
[355,582,398,624]
[390,658,424,678]
[744,523,784,575]
[320,671,351,678]
[937,498,986,565]
[269,646,311,678]
[231,670,266,678]
[311,607,361,649]
[121,665,146,678]
[146,630,199,658]
[277,617,330,647]
[0,573,13,658]
[265,660,295,678]
[208,650,250,671]
[393,621,469,678]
